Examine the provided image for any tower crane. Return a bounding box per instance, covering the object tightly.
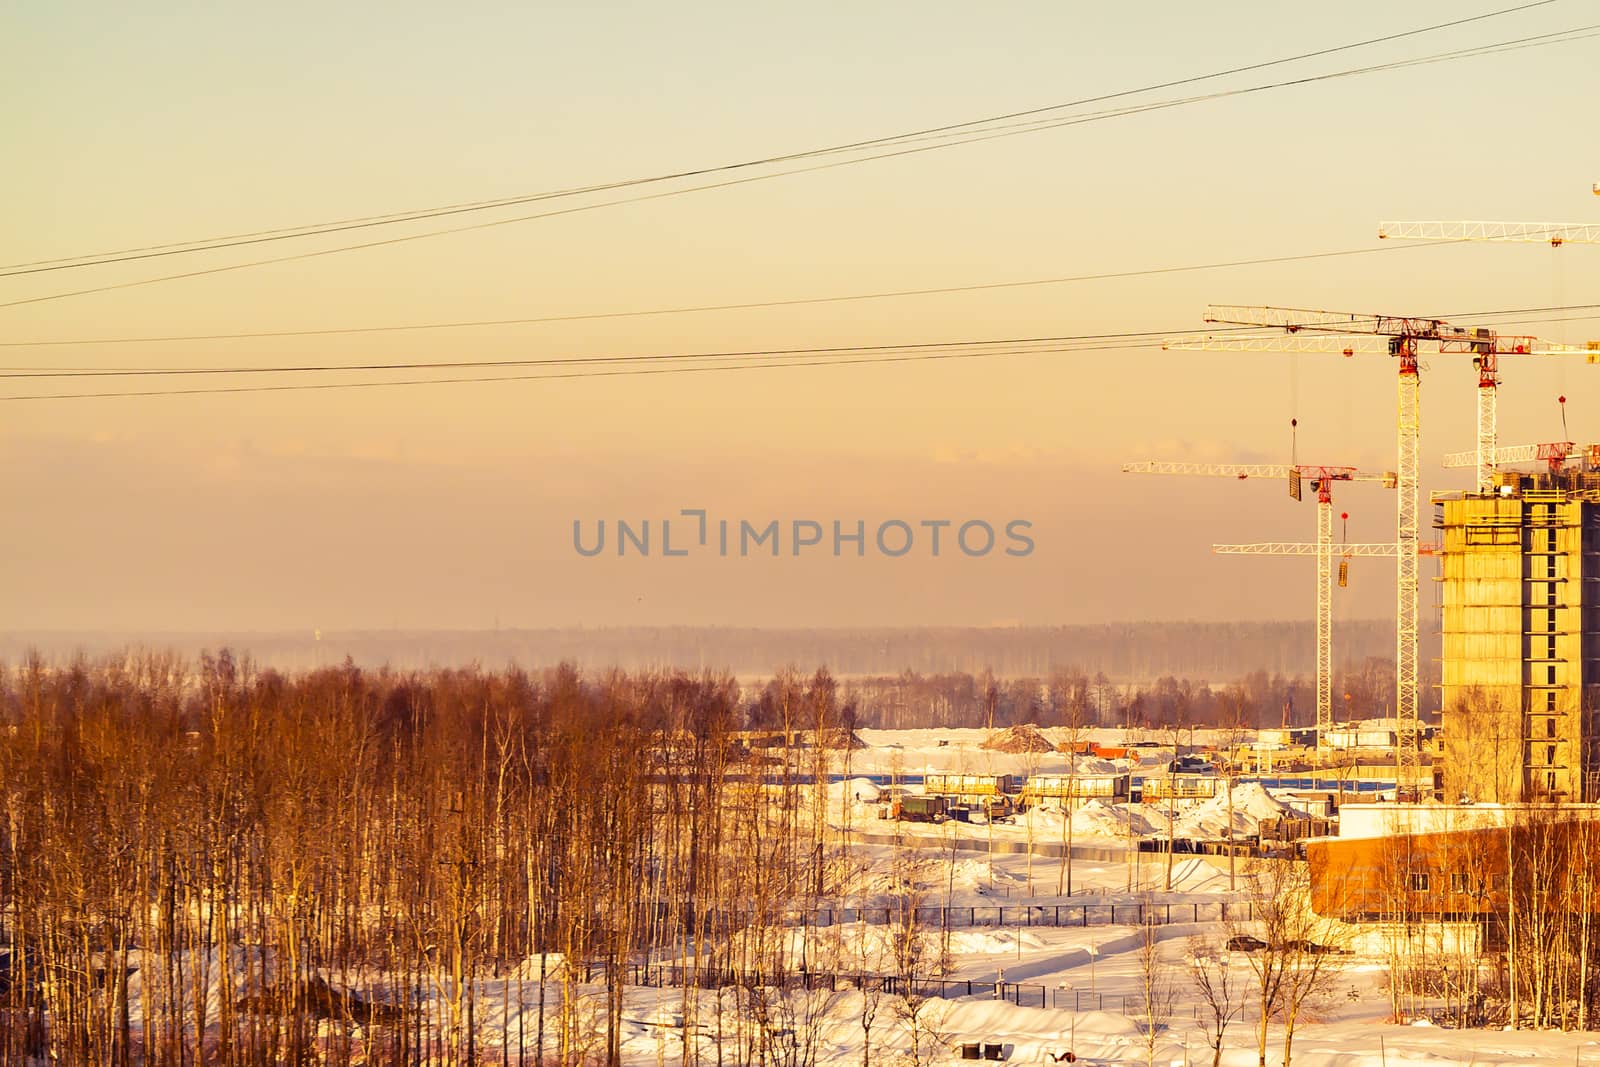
[1381,182,1600,247]
[1377,213,1600,372]
[1442,441,1591,474]
[1165,331,1587,493]
[1121,460,1395,751]
[1378,221,1600,246]
[1167,307,1571,788]
[1212,539,1438,775]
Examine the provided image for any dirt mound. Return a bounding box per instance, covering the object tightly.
[818,727,868,750]
[980,723,1055,753]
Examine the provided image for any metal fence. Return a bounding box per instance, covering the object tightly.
[606,964,1145,1012]
[655,899,1253,931]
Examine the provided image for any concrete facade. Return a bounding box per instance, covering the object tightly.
[1437,475,1600,801]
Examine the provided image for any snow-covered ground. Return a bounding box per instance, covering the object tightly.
[89,729,1600,1064]
[375,860,1600,1067]
[115,844,1599,1067]
[590,982,1600,1067]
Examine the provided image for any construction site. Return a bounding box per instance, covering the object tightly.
[8,5,1600,1062]
[1124,206,1600,815]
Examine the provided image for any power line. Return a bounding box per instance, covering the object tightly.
[3,23,1593,313]
[0,331,1183,379]
[0,0,1563,279]
[0,242,1460,348]
[4,301,1598,401]
[0,339,1173,403]
[5,239,1593,356]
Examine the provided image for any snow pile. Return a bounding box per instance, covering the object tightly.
[1022,798,1154,840]
[1170,781,1303,840]
[943,929,1048,954]
[1228,781,1301,820]
[828,777,883,805]
[980,724,1055,753]
[1166,856,1231,892]
[1071,798,1154,839]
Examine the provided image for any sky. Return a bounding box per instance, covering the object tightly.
[1,1,1596,632]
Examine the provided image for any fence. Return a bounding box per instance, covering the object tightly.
[603,963,1150,1012]
[646,898,1253,933]
[807,899,1253,928]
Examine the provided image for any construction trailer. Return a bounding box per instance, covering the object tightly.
[922,772,1018,797]
[1258,727,1318,749]
[1323,725,1399,751]
[1021,773,1131,807]
[1140,772,1221,803]
[1436,467,1600,802]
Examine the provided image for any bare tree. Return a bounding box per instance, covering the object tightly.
[888,850,948,1067]
[1134,898,1177,1067]
[849,921,891,1067]
[1052,669,1091,897]
[1187,935,1243,1067]
[1235,857,1352,1067]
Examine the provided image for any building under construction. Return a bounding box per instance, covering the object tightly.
[1436,459,1600,802]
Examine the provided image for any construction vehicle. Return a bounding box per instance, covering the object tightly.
[888,795,950,824]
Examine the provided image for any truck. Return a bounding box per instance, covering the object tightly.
[892,795,951,824]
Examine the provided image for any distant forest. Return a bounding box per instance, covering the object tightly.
[833,658,1405,731]
[0,620,1435,686]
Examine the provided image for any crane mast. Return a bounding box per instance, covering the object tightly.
[1395,337,1421,785]
[1162,288,1589,798]
[1123,460,1393,751]
[1184,305,1549,795]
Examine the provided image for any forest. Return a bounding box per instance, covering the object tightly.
[0,653,893,1066]
[0,620,1429,684]
[0,650,1370,1066]
[832,657,1400,731]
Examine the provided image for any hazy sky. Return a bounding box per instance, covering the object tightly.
[2,1,1596,631]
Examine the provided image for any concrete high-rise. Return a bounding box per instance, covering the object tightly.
[1437,465,1600,802]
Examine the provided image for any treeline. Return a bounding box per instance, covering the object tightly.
[839,657,1399,731]
[0,654,868,1066]
[0,620,1431,682]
